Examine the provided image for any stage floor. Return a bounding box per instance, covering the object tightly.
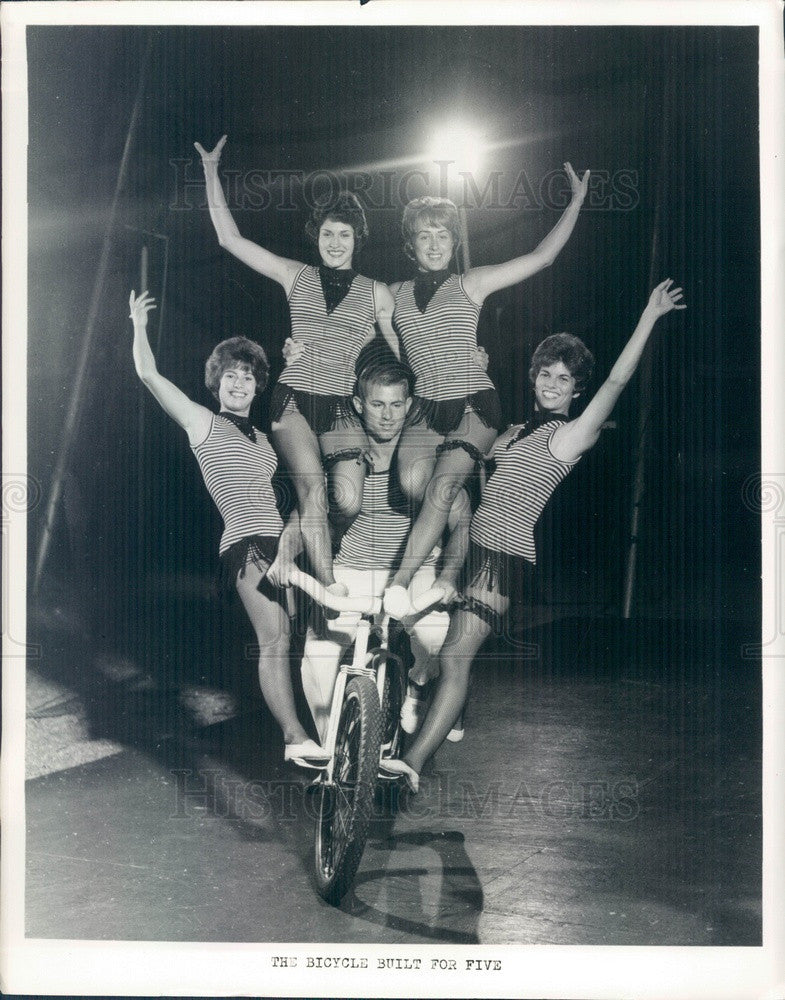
[25,617,761,946]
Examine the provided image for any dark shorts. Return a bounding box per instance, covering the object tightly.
[460,540,537,630]
[407,389,505,436]
[269,383,362,437]
[218,534,284,602]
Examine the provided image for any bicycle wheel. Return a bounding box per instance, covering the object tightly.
[314,674,381,904]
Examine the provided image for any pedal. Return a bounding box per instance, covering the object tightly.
[377,751,398,780]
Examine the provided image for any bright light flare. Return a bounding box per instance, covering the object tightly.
[429,121,485,174]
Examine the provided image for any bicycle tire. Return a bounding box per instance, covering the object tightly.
[313,674,381,904]
[379,650,406,757]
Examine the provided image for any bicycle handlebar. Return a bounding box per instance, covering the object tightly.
[289,569,382,615]
[408,584,447,614]
[289,569,446,617]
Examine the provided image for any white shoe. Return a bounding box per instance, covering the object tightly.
[284,738,330,766]
[400,692,426,734]
[378,758,419,793]
[446,727,464,743]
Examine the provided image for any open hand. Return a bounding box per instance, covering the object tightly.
[647,278,687,317]
[472,346,489,371]
[564,162,590,203]
[129,289,156,327]
[194,135,227,165]
[282,337,306,366]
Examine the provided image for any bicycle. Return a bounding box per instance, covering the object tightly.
[289,567,444,905]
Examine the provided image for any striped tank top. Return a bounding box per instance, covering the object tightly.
[334,466,437,571]
[192,414,283,555]
[279,265,376,397]
[470,420,578,563]
[393,274,495,401]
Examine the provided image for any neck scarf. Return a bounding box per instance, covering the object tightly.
[219,411,257,443]
[506,411,568,449]
[413,268,451,313]
[318,265,356,314]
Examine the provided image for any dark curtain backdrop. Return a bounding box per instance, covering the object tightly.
[27,26,760,682]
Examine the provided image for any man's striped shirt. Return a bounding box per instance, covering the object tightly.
[335,467,438,571]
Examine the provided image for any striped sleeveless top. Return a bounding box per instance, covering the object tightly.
[279,265,376,397]
[334,466,437,571]
[470,420,578,563]
[192,415,283,555]
[393,274,495,401]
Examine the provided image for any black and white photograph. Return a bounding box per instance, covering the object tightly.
[2,1,783,996]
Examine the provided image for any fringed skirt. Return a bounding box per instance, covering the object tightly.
[407,389,504,436]
[218,534,280,594]
[269,384,362,437]
[466,538,535,597]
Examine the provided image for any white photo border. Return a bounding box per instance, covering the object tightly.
[2,1,783,997]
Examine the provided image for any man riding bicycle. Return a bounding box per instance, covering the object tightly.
[268,357,469,745]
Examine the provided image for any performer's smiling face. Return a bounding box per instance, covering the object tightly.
[318,218,355,269]
[218,364,257,415]
[533,361,578,416]
[412,224,455,271]
[354,380,412,442]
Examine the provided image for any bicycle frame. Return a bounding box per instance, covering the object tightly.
[289,566,443,782]
[291,567,443,903]
[318,613,398,783]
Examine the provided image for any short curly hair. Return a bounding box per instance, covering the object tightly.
[401,196,461,260]
[305,192,369,252]
[204,337,270,400]
[529,333,595,392]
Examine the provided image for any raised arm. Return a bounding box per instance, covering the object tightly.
[462,163,589,305]
[552,279,686,463]
[194,135,302,294]
[129,290,212,446]
[373,282,401,359]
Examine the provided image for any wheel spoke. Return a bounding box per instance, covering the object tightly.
[313,677,381,904]
[334,804,352,844]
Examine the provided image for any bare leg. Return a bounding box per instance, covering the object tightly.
[403,586,510,774]
[319,417,369,522]
[406,566,450,685]
[301,620,356,745]
[392,411,497,589]
[235,562,311,745]
[271,410,335,587]
[396,418,442,506]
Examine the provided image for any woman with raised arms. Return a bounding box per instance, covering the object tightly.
[129,290,329,768]
[194,136,400,596]
[382,280,686,790]
[383,164,590,618]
